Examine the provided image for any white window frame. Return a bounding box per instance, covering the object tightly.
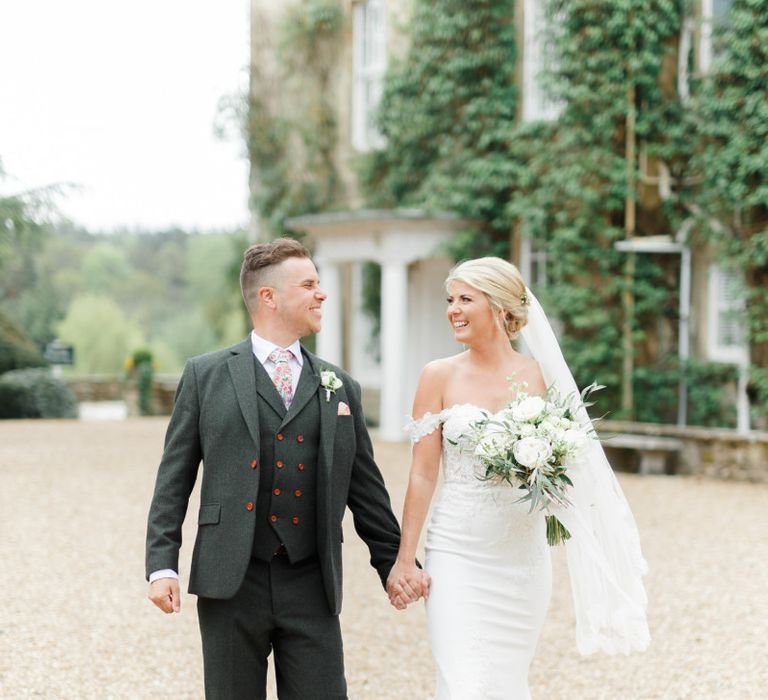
[522,0,562,122]
[519,235,548,290]
[352,0,387,152]
[706,264,748,364]
[699,0,734,73]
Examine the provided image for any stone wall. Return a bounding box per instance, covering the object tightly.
[65,375,179,417]
[600,419,768,483]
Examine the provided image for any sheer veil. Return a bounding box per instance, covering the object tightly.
[519,287,651,655]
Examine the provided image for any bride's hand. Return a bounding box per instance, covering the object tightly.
[387,561,429,607]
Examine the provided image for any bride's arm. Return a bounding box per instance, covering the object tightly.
[387,362,445,608]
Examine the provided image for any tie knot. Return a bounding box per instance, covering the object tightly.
[268,348,292,365]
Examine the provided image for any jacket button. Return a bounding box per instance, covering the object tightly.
[277,433,284,441]
[273,488,281,496]
[276,460,284,468]
[297,435,304,443]
[294,489,302,497]
[246,502,254,511]
[297,463,305,471]
[250,459,258,469]
[292,516,300,525]
[270,514,278,523]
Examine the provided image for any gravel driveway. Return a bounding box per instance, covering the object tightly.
[1,418,766,699]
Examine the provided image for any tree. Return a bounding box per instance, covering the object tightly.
[0,309,47,374]
[56,294,145,374]
[187,233,248,346]
[80,241,133,296]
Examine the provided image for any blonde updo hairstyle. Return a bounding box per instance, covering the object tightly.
[445,257,529,340]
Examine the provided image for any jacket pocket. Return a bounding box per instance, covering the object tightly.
[198,503,221,525]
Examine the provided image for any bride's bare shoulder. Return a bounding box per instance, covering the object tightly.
[421,353,466,377]
[513,353,546,393]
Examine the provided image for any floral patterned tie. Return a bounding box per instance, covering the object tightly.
[268,349,294,408]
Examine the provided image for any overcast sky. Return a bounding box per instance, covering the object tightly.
[0,0,250,232]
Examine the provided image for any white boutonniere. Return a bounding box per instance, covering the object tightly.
[320,370,343,402]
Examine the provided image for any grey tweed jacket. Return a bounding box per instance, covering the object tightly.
[145,337,401,614]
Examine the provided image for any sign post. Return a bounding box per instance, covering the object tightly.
[44,340,75,377]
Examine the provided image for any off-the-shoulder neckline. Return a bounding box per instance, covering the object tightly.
[411,403,507,422]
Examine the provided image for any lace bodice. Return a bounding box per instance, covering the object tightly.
[405,404,516,491]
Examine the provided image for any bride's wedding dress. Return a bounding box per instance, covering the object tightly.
[408,404,551,700]
[406,288,650,698]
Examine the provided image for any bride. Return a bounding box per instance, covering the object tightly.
[386,257,649,699]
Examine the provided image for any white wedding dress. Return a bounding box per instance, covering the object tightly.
[408,404,552,700]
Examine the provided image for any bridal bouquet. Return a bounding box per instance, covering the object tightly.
[460,382,602,546]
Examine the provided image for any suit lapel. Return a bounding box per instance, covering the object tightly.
[279,357,320,430]
[227,339,262,448]
[302,349,338,476]
[254,358,289,420]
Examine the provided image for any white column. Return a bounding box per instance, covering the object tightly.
[379,260,408,441]
[316,262,343,366]
[349,262,380,386]
[737,357,751,435]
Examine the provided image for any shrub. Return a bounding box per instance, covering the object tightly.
[0,368,78,419]
[127,347,154,416]
[633,360,739,428]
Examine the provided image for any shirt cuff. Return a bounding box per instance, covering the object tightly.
[149,569,179,583]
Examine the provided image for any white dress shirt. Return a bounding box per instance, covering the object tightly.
[149,332,304,584]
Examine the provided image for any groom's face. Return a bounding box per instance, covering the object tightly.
[272,256,326,338]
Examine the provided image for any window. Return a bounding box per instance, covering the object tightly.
[352,0,386,151]
[699,0,734,73]
[519,236,548,290]
[522,0,561,122]
[707,264,747,364]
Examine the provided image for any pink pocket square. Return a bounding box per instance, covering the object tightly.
[337,401,351,416]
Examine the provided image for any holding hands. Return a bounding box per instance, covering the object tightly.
[386,559,431,610]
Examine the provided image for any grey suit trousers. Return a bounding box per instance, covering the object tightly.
[197,554,347,700]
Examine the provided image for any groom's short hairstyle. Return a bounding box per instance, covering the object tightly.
[240,237,311,313]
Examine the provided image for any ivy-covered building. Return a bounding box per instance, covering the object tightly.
[249,0,766,437]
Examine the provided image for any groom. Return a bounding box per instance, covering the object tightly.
[146,238,423,699]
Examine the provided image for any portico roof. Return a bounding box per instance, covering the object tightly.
[286,209,476,265]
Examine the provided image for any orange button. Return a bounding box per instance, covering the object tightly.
[276,460,284,468]
[294,489,302,497]
[246,502,254,511]
[273,488,281,496]
[250,459,258,469]
[277,433,284,441]
[270,514,278,523]
[297,463,305,471]
[297,435,305,443]
[292,516,300,525]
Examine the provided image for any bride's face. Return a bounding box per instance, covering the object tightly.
[446,280,501,344]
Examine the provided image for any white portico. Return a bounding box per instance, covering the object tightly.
[286,210,466,441]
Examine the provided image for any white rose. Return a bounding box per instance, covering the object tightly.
[562,428,587,451]
[474,432,512,460]
[539,417,562,437]
[512,437,552,468]
[517,423,536,438]
[511,396,547,422]
[320,370,342,390]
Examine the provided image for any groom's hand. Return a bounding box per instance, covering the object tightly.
[148,578,181,614]
[387,561,430,609]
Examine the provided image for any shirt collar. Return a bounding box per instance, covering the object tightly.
[250,331,303,367]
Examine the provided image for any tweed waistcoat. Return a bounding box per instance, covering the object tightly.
[252,357,320,563]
